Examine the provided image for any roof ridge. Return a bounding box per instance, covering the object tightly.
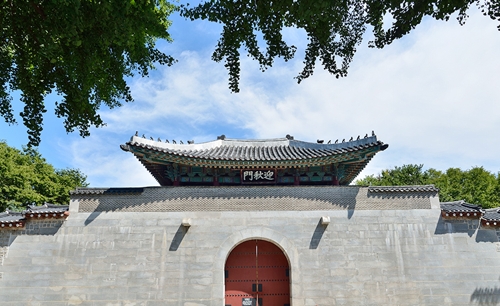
[126,135,382,151]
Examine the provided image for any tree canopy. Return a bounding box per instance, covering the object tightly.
[2,0,500,145]
[181,0,500,92]
[356,164,500,208]
[0,141,88,212]
[1,0,175,146]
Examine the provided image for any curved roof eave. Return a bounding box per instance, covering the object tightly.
[124,136,386,164]
[126,135,381,151]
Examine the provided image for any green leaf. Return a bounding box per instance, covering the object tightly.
[0,141,88,211]
[1,0,176,146]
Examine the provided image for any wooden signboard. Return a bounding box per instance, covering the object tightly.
[241,169,276,184]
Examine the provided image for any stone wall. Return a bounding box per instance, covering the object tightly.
[73,186,439,212]
[0,186,499,306]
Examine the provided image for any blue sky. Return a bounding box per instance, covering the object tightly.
[1,8,499,187]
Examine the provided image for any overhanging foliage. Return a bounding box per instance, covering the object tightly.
[1,0,175,146]
[181,0,500,92]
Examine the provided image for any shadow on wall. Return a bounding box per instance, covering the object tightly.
[78,186,437,225]
[169,225,189,251]
[1,220,66,267]
[309,219,328,249]
[434,217,478,237]
[80,186,361,225]
[1,221,65,247]
[0,233,16,248]
[84,211,101,226]
[471,286,500,305]
[434,217,499,243]
[475,229,500,243]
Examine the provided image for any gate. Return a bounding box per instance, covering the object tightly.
[224,240,290,306]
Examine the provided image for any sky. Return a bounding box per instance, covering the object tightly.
[1,7,499,187]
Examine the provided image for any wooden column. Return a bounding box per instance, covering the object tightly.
[172,163,180,186]
[294,168,300,186]
[332,164,340,186]
[213,169,220,186]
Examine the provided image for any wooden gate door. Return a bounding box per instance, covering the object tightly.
[225,240,290,306]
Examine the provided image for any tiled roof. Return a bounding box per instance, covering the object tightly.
[71,188,145,195]
[1,203,69,229]
[27,203,69,214]
[482,209,500,221]
[122,134,388,186]
[368,185,439,193]
[122,135,387,164]
[440,200,483,213]
[0,212,24,223]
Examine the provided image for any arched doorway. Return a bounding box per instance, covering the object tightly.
[224,239,290,306]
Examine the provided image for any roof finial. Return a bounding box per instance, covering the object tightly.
[356,135,360,140]
[165,139,169,143]
[372,130,375,136]
[317,139,324,144]
[364,134,368,138]
[142,134,146,138]
[342,139,345,143]
[135,131,138,136]
[157,137,161,142]
[285,134,294,140]
[335,139,338,144]
[180,140,184,144]
[349,137,353,141]
[217,134,226,140]
[327,140,331,144]
[150,136,154,141]
[172,140,177,144]
[187,140,194,144]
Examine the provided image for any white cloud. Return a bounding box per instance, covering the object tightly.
[61,9,500,187]
[66,136,158,187]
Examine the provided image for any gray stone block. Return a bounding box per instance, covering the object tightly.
[2,187,500,305]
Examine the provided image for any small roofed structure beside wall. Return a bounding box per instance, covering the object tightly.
[0,204,69,230]
[440,200,500,229]
[482,208,500,229]
[440,200,484,220]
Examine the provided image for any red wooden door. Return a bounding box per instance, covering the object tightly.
[225,240,290,306]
